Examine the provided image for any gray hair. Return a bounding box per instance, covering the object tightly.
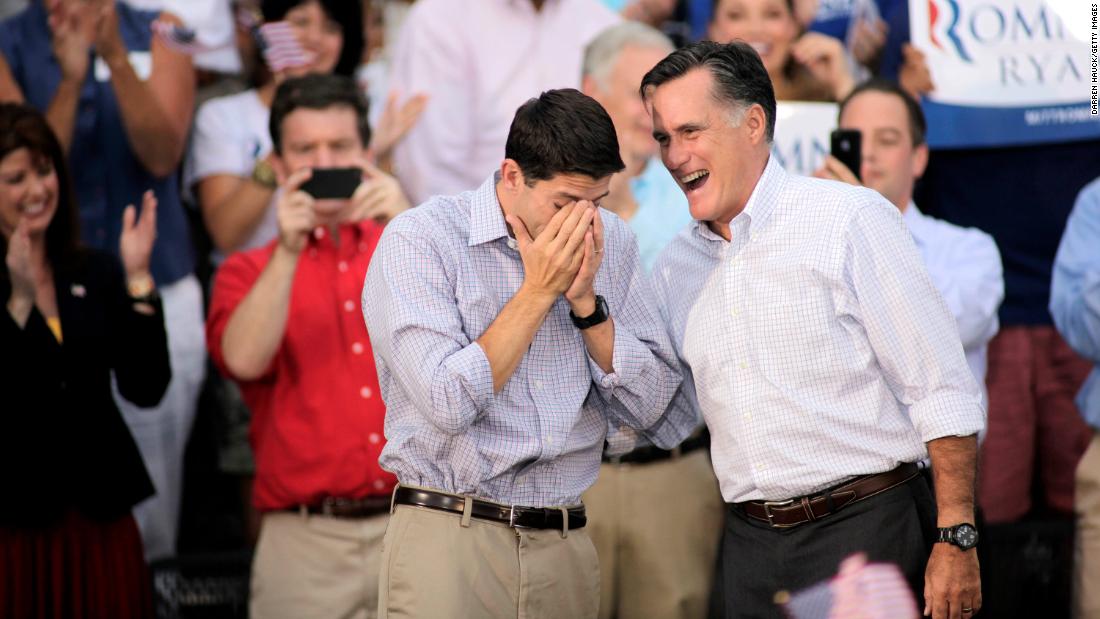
[640,41,777,142]
[583,22,675,92]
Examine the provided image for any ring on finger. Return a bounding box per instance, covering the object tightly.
[961,607,974,614]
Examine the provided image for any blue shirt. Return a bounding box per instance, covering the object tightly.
[362,174,684,507]
[628,157,693,272]
[1051,178,1100,430]
[0,2,194,286]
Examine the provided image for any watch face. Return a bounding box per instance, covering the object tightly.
[954,524,978,549]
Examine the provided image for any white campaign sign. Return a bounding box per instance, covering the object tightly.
[910,0,1090,108]
[771,101,839,177]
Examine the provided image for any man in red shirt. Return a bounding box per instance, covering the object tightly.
[206,74,410,619]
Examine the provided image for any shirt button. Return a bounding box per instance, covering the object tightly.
[535,380,544,390]
[545,436,554,445]
[368,432,381,444]
[352,342,364,355]
[373,479,386,490]
[338,261,349,272]
[313,227,326,240]
[360,386,373,399]
[730,308,741,318]
[739,361,748,369]
[743,413,751,421]
[344,300,356,312]
[358,242,369,253]
[755,463,765,471]
[507,238,518,250]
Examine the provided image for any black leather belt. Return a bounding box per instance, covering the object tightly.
[393,486,586,531]
[286,495,391,519]
[733,462,921,529]
[602,430,710,465]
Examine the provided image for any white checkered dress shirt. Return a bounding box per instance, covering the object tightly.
[362,174,685,507]
[650,157,985,503]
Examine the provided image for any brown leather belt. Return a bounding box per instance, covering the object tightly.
[733,463,920,529]
[393,486,586,531]
[603,430,710,465]
[287,495,392,519]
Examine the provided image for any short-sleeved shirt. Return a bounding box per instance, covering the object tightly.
[206,222,395,510]
[185,89,278,260]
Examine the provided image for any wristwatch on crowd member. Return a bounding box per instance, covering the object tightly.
[570,295,609,330]
[251,157,278,189]
[127,273,158,303]
[936,523,979,550]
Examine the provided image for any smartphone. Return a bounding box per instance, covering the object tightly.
[830,129,862,181]
[300,167,362,200]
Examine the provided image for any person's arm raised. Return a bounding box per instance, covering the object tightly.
[97,5,195,177]
[220,169,313,380]
[476,202,594,392]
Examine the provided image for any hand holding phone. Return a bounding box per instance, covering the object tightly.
[830,129,862,181]
[299,167,363,200]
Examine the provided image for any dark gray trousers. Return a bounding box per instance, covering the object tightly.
[713,475,937,619]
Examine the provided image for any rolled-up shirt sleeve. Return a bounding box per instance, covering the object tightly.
[363,223,494,435]
[589,217,684,446]
[845,199,986,442]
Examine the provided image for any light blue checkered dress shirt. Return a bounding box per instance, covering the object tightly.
[362,174,685,507]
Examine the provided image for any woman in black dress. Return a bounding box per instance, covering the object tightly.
[0,102,171,618]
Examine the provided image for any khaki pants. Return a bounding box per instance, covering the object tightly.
[378,494,600,619]
[250,510,388,619]
[1075,432,1100,619]
[582,449,725,619]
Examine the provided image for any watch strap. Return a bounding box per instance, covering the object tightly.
[570,295,609,330]
[251,157,278,189]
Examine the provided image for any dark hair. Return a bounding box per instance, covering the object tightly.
[0,103,81,275]
[641,40,777,142]
[261,0,364,76]
[839,79,927,146]
[269,74,371,154]
[504,89,625,185]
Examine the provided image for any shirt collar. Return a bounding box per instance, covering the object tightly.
[902,201,927,247]
[306,219,377,249]
[502,0,561,12]
[689,154,785,244]
[28,1,48,27]
[740,155,786,232]
[468,172,511,247]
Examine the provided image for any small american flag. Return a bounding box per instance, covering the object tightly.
[782,554,919,619]
[258,21,314,73]
[151,20,228,55]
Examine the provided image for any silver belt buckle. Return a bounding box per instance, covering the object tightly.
[508,505,519,528]
[762,499,794,527]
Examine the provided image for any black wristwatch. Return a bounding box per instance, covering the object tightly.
[936,523,979,550]
[570,295,609,330]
